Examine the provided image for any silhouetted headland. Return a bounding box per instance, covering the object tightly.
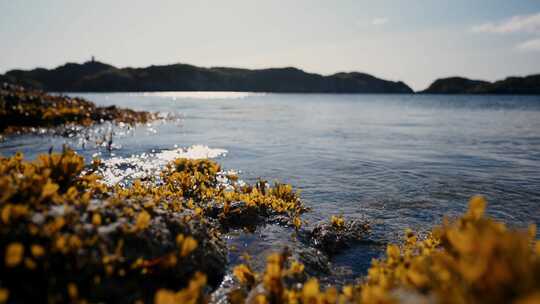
[421,74,540,94]
[0,61,414,93]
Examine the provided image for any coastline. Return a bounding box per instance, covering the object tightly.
[1,85,539,303]
[1,147,538,303]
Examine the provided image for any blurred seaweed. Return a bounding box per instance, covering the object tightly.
[225,196,540,304]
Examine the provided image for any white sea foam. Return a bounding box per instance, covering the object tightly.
[96,145,228,186]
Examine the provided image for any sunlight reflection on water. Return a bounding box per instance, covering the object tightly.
[2,92,540,279]
[132,91,266,99]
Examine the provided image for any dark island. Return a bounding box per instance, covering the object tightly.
[421,74,540,94]
[2,60,539,95]
[0,61,413,94]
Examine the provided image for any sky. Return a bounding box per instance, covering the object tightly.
[1,0,540,90]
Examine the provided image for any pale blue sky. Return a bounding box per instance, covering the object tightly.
[1,0,540,90]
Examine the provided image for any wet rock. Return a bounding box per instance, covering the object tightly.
[0,83,153,136]
[128,216,225,300]
[291,246,331,276]
[0,150,307,303]
[207,201,265,231]
[4,206,228,303]
[307,219,370,256]
[209,274,242,304]
[206,201,300,232]
[268,214,297,227]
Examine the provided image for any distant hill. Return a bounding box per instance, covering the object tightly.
[421,75,540,94]
[0,61,413,94]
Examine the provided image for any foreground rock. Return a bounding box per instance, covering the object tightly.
[0,150,226,303]
[2,149,538,304]
[223,197,540,304]
[303,216,371,256]
[0,149,305,303]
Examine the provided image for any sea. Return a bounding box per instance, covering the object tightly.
[2,92,539,283]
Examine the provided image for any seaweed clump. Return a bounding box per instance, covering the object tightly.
[2,147,539,303]
[0,83,153,136]
[158,158,307,230]
[0,149,224,303]
[0,149,306,303]
[225,196,540,304]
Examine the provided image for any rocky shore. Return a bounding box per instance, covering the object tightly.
[0,84,539,304]
[0,147,539,304]
[0,83,154,137]
[3,60,540,95]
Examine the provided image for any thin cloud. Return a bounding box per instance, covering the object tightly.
[372,17,388,26]
[471,12,540,34]
[516,38,540,51]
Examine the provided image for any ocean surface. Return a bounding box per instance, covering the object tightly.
[2,92,540,282]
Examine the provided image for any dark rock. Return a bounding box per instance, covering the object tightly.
[206,201,265,231]
[0,84,152,135]
[307,220,370,256]
[292,246,331,276]
[3,206,228,303]
[206,201,301,232]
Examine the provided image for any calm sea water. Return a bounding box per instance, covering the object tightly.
[2,92,540,280]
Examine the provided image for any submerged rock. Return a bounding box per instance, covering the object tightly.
[292,246,331,276]
[306,217,371,256]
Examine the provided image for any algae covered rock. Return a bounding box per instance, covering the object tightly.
[0,149,229,303]
[307,216,371,256]
[291,246,331,276]
[0,83,153,136]
[0,148,308,303]
[221,197,540,304]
